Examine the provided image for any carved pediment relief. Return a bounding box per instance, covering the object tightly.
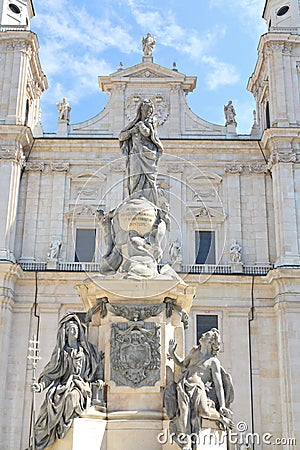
[185,206,226,224]
[65,205,99,220]
[130,70,165,78]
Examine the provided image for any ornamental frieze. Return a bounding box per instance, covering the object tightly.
[249,162,268,173]
[110,322,161,388]
[224,163,244,174]
[269,151,296,166]
[0,147,25,165]
[25,162,44,172]
[50,162,70,172]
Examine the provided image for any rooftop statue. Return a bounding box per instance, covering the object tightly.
[142,32,156,57]
[224,100,237,125]
[56,97,71,123]
[28,313,104,450]
[164,328,234,450]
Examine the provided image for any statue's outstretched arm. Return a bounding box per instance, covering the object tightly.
[168,339,184,367]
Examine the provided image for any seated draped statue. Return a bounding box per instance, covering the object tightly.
[28,312,104,450]
[118,98,164,206]
[164,328,234,450]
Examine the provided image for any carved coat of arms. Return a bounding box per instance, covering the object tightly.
[110,322,160,388]
[125,94,169,126]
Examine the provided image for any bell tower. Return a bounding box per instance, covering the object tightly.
[248,0,300,130]
[263,0,300,29]
[0,0,34,28]
[0,0,47,261]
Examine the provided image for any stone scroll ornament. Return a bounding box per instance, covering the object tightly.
[110,322,161,388]
[85,297,190,328]
[164,328,234,450]
[27,313,105,450]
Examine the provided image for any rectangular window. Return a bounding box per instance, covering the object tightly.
[75,229,96,262]
[195,230,215,264]
[196,314,218,343]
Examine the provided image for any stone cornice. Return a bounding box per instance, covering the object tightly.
[247,33,300,93]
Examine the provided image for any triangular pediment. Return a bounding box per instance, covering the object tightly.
[185,206,227,224]
[99,61,196,93]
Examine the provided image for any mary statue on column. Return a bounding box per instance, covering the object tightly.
[118,98,164,206]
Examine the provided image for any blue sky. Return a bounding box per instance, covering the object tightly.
[32,0,266,134]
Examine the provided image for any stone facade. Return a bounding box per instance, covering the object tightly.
[1,0,300,449]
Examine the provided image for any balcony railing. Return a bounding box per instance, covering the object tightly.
[270,26,300,34]
[0,25,28,32]
[19,261,273,276]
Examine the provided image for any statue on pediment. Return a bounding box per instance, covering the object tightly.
[142,32,156,57]
[56,97,71,123]
[224,100,236,125]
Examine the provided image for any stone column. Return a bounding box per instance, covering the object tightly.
[269,151,299,266]
[0,146,25,262]
[20,162,44,261]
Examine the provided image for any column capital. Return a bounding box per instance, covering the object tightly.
[0,146,25,166]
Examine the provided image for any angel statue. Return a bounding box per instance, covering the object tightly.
[28,312,104,450]
[164,328,234,450]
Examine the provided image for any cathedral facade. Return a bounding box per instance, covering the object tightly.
[0,0,300,448]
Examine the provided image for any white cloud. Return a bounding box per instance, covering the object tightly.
[202,56,240,90]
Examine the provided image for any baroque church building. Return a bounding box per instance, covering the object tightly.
[0,0,300,448]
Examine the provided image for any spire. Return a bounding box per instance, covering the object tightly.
[0,0,34,29]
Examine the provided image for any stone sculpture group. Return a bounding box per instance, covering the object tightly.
[28,94,234,450]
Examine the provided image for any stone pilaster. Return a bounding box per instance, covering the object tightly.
[269,150,300,266]
[0,263,22,439]
[0,145,25,262]
[20,162,44,261]
[224,164,243,263]
[49,162,69,247]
